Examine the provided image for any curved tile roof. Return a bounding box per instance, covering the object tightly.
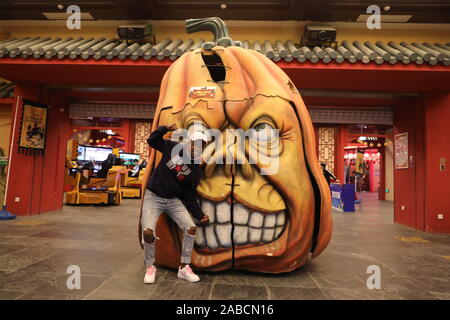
[0,37,449,66]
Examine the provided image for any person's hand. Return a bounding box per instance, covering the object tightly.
[199,215,210,225]
[167,123,177,131]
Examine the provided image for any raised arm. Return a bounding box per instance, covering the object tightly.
[327,169,337,180]
[147,124,176,152]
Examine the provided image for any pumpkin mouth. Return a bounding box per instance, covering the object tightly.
[194,197,288,251]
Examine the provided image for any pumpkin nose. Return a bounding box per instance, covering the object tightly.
[203,126,253,179]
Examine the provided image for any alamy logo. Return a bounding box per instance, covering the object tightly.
[170,122,280,176]
[66,5,81,30]
[366,5,381,30]
[66,265,81,290]
[366,265,381,289]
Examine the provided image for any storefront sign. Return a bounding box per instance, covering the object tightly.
[19,99,48,153]
[189,86,216,99]
[332,191,341,199]
[330,184,342,210]
[394,132,408,169]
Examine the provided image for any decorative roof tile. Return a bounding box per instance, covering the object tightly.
[0,37,449,66]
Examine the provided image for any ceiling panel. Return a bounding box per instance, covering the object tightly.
[0,0,448,22]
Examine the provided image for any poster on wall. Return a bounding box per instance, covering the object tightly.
[19,99,48,155]
[395,132,409,169]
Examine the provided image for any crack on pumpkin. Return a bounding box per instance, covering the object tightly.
[225,94,292,104]
[172,99,218,114]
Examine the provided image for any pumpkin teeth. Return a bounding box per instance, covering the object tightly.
[204,161,216,178]
[195,198,287,249]
[224,163,232,177]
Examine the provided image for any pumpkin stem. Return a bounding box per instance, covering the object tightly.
[185,17,237,48]
[185,17,229,40]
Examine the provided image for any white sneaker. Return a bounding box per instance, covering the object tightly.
[144,265,156,284]
[178,265,200,282]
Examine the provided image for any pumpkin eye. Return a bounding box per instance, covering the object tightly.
[250,123,277,142]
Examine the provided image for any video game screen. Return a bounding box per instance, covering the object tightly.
[84,146,112,162]
[76,145,86,161]
[119,153,140,165]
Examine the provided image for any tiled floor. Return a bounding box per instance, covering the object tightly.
[0,193,449,300]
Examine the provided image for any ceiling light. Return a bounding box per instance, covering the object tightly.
[57,4,64,10]
[220,3,227,9]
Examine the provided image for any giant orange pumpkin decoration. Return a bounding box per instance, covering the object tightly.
[139,17,332,273]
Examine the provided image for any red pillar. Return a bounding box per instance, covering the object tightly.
[393,97,426,231]
[6,85,70,216]
[335,124,347,183]
[423,93,450,233]
[122,119,136,153]
[39,92,71,213]
[313,124,319,157]
[378,146,386,200]
[392,94,450,233]
[7,85,41,215]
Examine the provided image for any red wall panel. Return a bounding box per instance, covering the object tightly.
[39,94,71,213]
[7,86,41,215]
[394,94,450,233]
[423,93,450,233]
[335,124,347,183]
[414,99,426,232]
[6,85,69,216]
[393,98,424,230]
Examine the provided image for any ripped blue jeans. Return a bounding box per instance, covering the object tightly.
[141,190,196,267]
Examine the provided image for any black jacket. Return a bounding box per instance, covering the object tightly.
[146,126,204,219]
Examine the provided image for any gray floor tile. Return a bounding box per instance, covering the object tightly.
[23,274,107,298]
[0,245,62,272]
[0,270,57,292]
[0,196,448,300]
[269,287,327,300]
[84,277,154,300]
[0,289,27,300]
[210,284,268,300]
[148,279,213,300]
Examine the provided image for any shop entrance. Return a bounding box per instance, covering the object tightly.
[312,107,395,207]
[343,124,394,202]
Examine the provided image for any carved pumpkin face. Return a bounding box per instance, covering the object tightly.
[141,45,332,273]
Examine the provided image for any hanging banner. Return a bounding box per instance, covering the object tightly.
[19,99,48,153]
[395,132,409,169]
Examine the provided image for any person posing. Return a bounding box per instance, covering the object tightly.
[321,162,337,186]
[141,124,210,284]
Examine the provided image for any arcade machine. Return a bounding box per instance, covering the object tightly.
[118,152,145,198]
[64,140,124,205]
